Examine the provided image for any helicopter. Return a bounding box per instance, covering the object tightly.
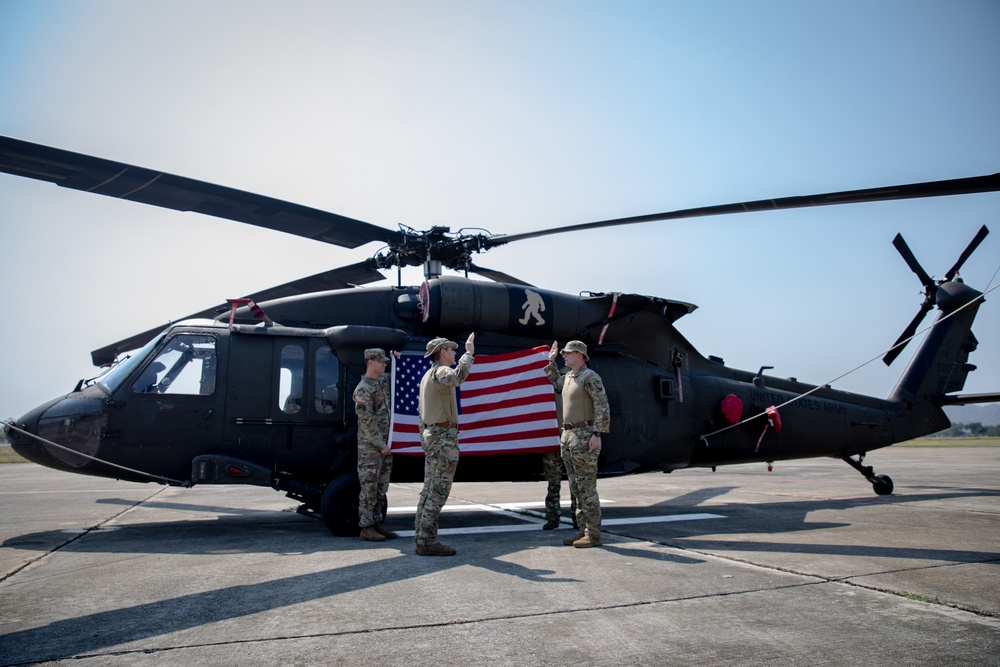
[2,134,999,536]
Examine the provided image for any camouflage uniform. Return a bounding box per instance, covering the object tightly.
[545,345,610,542]
[542,448,577,528]
[542,374,576,528]
[414,339,475,548]
[353,350,392,529]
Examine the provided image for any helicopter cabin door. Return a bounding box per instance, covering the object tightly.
[224,332,295,459]
[224,330,344,476]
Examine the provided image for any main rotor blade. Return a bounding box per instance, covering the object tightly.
[944,225,989,281]
[90,260,384,366]
[248,260,386,297]
[467,263,535,287]
[892,233,934,288]
[883,303,933,366]
[0,135,399,249]
[488,172,1000,246]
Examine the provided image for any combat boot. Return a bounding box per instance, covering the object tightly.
[543,518,560,530]
[415,542,457,556]
[573,534,603,548]
[562,532,585,545]
[374,523,398,539]
[359,526,386,542]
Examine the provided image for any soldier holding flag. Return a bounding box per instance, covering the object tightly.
[353,348,398,542]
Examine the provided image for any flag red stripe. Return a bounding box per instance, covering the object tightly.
[461,375,551,399]
[459,428,560,444]
[470,345,548,363]
[467,359,549,383]
[461,393,556,415]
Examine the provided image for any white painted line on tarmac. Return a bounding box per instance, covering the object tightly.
[394,513,725,537]
[387,500,615,514]
[385,498,725,537]
[603,513,725,525]
[60,526,122,534]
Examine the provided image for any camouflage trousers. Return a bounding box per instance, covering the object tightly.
[414,425,460,546]
[357,440,393,528]
[542,449,577,525]
[561,426,601,538]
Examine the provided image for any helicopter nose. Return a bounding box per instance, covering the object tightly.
[8,396,105,470]
[6,398,55,452]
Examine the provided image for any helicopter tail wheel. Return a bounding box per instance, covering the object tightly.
[872,474,894,496]
[842,455,895,496]
[320,471,362,537]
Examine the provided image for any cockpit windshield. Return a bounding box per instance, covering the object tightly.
[95,334,165,394]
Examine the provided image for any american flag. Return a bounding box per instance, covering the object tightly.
[388,345,560,456]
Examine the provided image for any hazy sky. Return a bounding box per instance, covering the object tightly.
[1,0,998,419]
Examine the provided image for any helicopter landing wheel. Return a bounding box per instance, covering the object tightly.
[872,474,894,496]
[321,471,362,537]
[842,455,895,496]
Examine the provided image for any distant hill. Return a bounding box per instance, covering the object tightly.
[944,403,1000,426]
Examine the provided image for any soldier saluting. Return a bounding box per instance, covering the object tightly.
[413,333,476,556]
[544,340,610,548]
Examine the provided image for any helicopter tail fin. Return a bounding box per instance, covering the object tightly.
[887,278,986,439]
[889,284,983,402]
[883,226,994,439]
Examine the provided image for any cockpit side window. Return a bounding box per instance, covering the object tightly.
[131,334,217,396]
[98,334,164,393]
[315,346,340,414]
[279,344,305,414]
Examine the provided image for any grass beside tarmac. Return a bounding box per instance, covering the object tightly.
[3,439,997,464]
[897,437,1000,447]
[1,445,29,463]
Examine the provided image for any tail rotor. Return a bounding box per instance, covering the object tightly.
[883,225,989,366]
[944,225,989,282]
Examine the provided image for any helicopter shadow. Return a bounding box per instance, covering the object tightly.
[3,485,998,662]
[604,484,1000,565]
[0,511,596,664]
[94,496,294,516]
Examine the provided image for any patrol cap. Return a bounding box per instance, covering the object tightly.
[560,340,589,360]
[364,348,390,362]
[424,337,458,358]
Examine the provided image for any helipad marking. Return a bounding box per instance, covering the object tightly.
[388,500,615,515]
[602,513,725,525]
[385,499,725,537]
[60,526,121,534]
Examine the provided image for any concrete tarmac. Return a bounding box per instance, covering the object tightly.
[1,445,999,666]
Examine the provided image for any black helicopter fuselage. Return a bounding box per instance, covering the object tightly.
[6,274,986,535]
[2,134,997,536]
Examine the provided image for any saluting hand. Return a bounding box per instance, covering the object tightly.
[465,332,476,356]
[548,340,559,362]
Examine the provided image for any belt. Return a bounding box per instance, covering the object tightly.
[427,421,458,429]
[562,420,594,430]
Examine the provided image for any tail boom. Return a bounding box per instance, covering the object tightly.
[888,280,985,440]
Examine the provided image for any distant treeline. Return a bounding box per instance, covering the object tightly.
[930,422,1000,438]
